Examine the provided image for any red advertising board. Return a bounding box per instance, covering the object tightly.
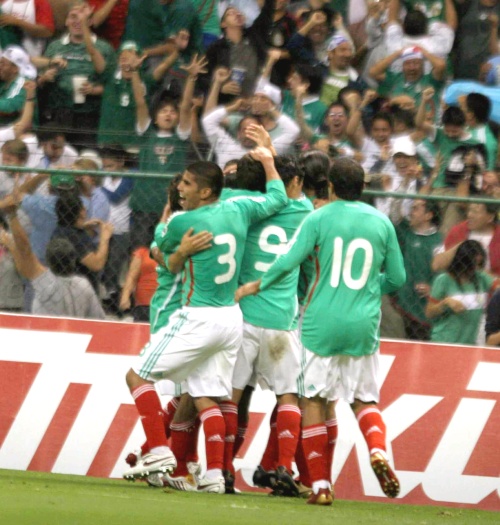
[0,313,499,511]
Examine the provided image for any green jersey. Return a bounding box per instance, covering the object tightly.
[130,124,190,213]
[395,220,442,323]
[149,226,182,334]
[260,200,406,357]
[0,75,26,126]
[157,180,287,307]
[44,34,116,113]
[402,0,446,23]
[239,196,313,330]
[281,91,327,134]
[378,71,443,110]
[430,271,495,345]
[469,124,498,170]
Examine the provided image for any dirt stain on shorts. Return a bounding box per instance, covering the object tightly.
[268,333,289,362]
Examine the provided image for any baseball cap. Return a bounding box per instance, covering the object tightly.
[50,173,76,189]
[392,136,417,157]
[2,46,33,77]
[78,149,102,170]
[401,46,424,63]
[254,80,282,106]
[327,34,351,52]
[119,40,142,55]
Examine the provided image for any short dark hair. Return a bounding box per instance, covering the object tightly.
[295,64,324,95]
[466,93,492,124]
[275,155,302,187]
[37,122,66,143]
[391,107,415,130]
[55,194,84,227]
[299,150,330,199]
[45,238,77,276]
[235,155,267,193]
[328,157,364,201]
[403,9,428,36]
[371,112,394,130]
[168,173,183,213]
[186,161,224,199]
[423,199,441,226]
[100,144,127,163]
[442,106,466,127]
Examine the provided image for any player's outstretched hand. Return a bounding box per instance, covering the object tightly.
[235,280,261,302]
[249,146,274,163]
[179,227,213,257]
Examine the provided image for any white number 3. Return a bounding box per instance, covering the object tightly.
[214,233,237,284]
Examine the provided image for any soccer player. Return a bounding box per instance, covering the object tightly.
[123,150,288,493]
[225,155,313,496]
[236,157,406,505]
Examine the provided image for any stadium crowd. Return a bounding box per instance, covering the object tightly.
[0,0,500,503]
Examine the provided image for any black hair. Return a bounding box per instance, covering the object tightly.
[482,200,499,222]
[448,239,486,290]
[45,237,77,276]
[299,150,330,199]
[186,161,224,199]
[168,173,183,213]
[328,157,364,200]
[390,107,416,130]
[275,155,302,187]
[442,106,466,127]
[235,155,267,193]
[37,121,66,143]
[238,114,262,131]
[403,9,428,36]
[466,93,492,124]
[337,86,362,106]
[327,100,349,116]
[99,144,127,163]
[371,112,394,130]
[224,171,239,189]
[55,194,84,227]
[423,199,441,227]
[294,64,324,95]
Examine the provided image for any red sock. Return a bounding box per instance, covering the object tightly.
[170,420,195,476]
[234,424,247,456]
[260,405,278,471]
[276,404,301,472]
[220,401,238,475]
[301,424,329,484]
[185,418,200,464]
[325,418,338,482]
[199,406,225,471]
[357,407,387,455]
[295,433,311,487]
[132,384,168,451]
[163,397,180,440]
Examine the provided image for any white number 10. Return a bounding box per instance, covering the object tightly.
[330,237,373,290]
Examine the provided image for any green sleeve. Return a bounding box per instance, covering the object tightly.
[380,221,406,295]
[235,180,288,225]
[0,84,25,113]
[261,214,318,291]
[430,273,449,301]
[156,213,185,253]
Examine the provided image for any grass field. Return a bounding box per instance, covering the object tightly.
[0,469,496,525]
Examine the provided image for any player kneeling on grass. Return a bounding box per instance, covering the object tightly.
[236,158,406,505]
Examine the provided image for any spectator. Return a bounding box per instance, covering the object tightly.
[432,201,500,277]
[0,0,55,56]
[2,198,105,319]
[51,192,114,290]
[485,288,500,345]
[0,46,31,126]
[119,244,158,322]
[191,0,221,50]
[201,0,275,102]
[99,146,133,313]
[0,215,23,312]
[38,1,115,148]
[426,240,498,345]
[121,0,165,52]
[393,198,442,340]
[128,54,203,249]
[453,0,500,81]
[88,0,129,49]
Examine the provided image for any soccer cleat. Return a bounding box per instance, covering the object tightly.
[275,466,299,497]
[146,473,166,488]
[187,461,202,483]
[123,451,177,481]
[370,452,400,498]
[307,488,333,506]
[197,475,226,494]
[164,472,197,492]
[296,481,313,499]
[222,470,236,494]
[252,465,277,490]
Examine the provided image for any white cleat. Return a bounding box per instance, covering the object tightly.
[146,472,166,488]
[197,475,225,494]
[187,461,202,482]
[164,473,198,492]
[123,451,177,481]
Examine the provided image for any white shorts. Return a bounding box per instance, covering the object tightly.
[302,349,380,404]
[156,380,186,397]
[232,322,304,396]
[133,305,243,398]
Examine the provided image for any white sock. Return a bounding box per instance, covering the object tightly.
[312,480,330,494]
[205,468,222,480]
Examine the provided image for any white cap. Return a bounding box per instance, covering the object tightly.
[254,79,282,106]
[401,46,424,63]
[327,34,351,52]
[392,136,417,157]
[79,149,102,170]
[2,45,34,77]
[23,63,37,80]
